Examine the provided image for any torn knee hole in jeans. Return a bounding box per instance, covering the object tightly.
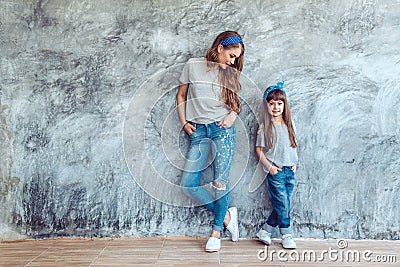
[210,181,226,190]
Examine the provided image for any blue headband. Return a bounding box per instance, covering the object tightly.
[263,81,286,99]
[220,36,243,46]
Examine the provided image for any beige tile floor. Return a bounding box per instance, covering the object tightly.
[0,236,399,266]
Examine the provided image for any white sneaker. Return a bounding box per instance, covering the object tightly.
[256,229,272,245]
[205,237,221,252]
[282,234,296,249]
[226,207,239,242]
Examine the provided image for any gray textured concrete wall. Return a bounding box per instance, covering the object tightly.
[0,0,399,240]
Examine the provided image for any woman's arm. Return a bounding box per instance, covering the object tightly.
[176,83,196,135]
[255,146,281,175]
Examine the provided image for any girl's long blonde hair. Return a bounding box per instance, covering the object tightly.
[262,89,297,149]
[205,31,244,114]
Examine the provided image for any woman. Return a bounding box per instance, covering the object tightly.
[176,31,245,252]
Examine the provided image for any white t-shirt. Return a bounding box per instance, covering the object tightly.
[179,58,230,124]
[256,123,298,170]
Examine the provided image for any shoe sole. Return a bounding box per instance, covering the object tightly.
[205,248,220,252]
[256,235,271,246]
[258,239,272,246]
[282,245,296,249]
[282,246,297,249]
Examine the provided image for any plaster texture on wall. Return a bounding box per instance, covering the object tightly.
[0,0,399,240]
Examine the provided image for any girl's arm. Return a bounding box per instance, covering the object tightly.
[291,165,296,173]
[255,146,281,175]
[176,83,196,135]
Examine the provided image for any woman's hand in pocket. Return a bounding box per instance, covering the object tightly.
[217,111,237,128]
[183,122,196,135]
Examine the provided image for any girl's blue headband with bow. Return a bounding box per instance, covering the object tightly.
[263,81,286,99]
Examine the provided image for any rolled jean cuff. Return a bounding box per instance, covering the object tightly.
[262,224,275,233]
[279,227,292,235]
[212,224,223,232]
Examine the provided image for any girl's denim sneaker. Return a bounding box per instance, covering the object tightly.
[256,229,272,245]
[282,234,296,249]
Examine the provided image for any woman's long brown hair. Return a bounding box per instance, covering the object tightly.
[205,31,244,114]
[262,89,297,149]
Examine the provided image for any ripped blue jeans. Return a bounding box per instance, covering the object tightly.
[181,121,236,231]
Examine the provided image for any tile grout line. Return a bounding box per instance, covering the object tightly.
[89,239,112,267]
[24,242,53,267]
[217,239,221,266]
[155,236,166,265]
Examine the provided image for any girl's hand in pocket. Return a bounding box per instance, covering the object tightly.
[269,165,282,175]
[291,165,297,173]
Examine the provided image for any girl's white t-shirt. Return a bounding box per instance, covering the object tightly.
[179,58,230,124]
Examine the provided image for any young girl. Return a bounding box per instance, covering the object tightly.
[176,31,244,252]
[255,81,298,249]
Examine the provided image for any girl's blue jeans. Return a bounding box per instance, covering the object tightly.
[263,166,295,235]
[181,121,236,232]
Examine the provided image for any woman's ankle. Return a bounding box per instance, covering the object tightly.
[210,230,221,238]
[223,211,231,227]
